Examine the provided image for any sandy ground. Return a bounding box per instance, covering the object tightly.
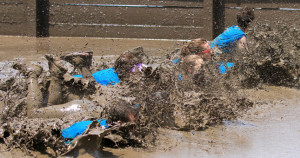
[0,36,299,158]
[0,36,185,61]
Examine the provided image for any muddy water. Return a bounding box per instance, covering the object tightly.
[103,86,300,158]
[1,36,300,158]
[2,85,299,158]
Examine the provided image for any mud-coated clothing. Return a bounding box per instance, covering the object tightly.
[73,68,120,86]
[210,25,246,53]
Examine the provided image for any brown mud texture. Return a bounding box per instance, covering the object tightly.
[241,22,300,88]
[0,23,299,157]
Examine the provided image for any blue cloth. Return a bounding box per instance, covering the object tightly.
[173,58,180,64]
[133,104,139,109]
[62,119,108,139]
[73,68,120,86]
[218,62,234,74]
[210,25,246,53]
[92,68,119,85]
[178,74,183,80]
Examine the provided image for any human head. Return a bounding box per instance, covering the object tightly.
[114,47,149,80]
[237,7,255,30]
[182,55,204,75]
[114,51,141,80]
[181,38,211,59]
[109,104,138,123]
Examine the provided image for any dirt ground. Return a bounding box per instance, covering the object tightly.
[0,36,185,61]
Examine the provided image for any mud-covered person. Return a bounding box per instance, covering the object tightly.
[177,38,212,80]
[114,47,149,82]
[108,103,138,124]
[181,38,212,60]
[210,7,255,54]
[12,47,148,119]
[169,38,211,79]
[61,103,138,157]
[66,46,149,85]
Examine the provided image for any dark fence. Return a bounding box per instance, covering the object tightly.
[48,0,213,39]
[0,0,36,36]
[0,0,299,40]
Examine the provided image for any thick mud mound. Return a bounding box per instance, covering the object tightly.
[247,23,300,87]
[135,61,253,132]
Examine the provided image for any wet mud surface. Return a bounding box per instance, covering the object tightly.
[0,23,299,157]
[103,86,300,158]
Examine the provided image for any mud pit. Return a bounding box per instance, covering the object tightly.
[0,23,299,158]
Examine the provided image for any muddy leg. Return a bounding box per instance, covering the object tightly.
[29,100,102,119]
[45,54,67,105]
[13,63,43,116]
[47,77,64,105]
[61,51,95,80]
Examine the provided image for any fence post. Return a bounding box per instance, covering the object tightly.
[203,0,214,40]
[26,0,37,36]
[36,0,49,37]
[213,0,225,38]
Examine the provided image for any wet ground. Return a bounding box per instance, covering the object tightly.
[1,86,298,158]
[0,36,184,61]
[102,86,300,158]
[0,35,300,158]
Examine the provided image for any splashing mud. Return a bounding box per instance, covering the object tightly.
[247,22,300,87]
[0,23,299,157]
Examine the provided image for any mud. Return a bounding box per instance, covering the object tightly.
[246,22,300,87]
[0,23,299,157]
[0,50,253,157]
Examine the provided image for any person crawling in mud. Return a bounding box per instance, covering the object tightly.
[66,46,149,85]
[181,55,204,77]
[12,47,148,118]
[171,38,211,81]
[60,103,138,157]
[210,6,255,54]
[170,38,211,65]
[180,38,211,60]
[62,103,138,139]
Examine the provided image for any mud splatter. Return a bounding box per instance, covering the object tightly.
[0,23,299,157]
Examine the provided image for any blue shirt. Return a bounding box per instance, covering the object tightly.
[210,25,246,53]
[73,68,120,86]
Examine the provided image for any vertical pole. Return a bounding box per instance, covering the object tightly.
[36,0,49,37]
[213,0,225,38]
[27,0,37,36]
[203,0,214,40]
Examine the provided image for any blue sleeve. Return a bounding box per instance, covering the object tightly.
[62,119,109,139]
[62,120,93,139]
[72,68,120,86]
[92,68,120,85]
[210,25,246,53]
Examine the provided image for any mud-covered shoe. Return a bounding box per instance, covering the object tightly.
[61,51,94,79]
[12,62,43,77]
[125,46,149,64]
[61,51,93,68]
[45,54,67,77]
